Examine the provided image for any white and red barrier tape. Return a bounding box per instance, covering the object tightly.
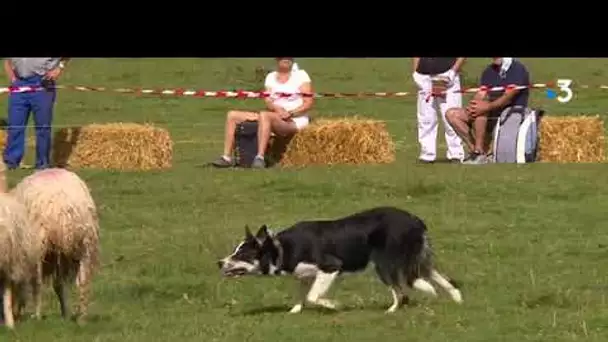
[0,83,559,99]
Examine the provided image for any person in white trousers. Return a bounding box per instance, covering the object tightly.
[412,58,466,163]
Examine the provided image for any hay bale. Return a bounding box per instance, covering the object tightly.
[270,117,395,167]
[539,115,606,163]
[0,129,40,151]
[52,123,173,171]
[11,168,100,321]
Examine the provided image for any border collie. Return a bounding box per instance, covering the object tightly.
[217,206,463,313]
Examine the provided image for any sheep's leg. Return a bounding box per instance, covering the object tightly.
[31,262,43,320]
[12,286,26,321]
[53,276,69,319]
[3,284,15,329]
[75,257,92,323]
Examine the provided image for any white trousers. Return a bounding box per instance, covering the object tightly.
[414,72,465,161]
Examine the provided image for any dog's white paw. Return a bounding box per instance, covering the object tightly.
[288,304,303,314]
[307,298,339,310]
[449,289,463,303]
[385,304,399,314]
[317,298,339,310]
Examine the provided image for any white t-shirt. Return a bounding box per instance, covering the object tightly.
[264,69,312,112]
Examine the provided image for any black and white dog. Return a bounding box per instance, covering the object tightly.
[217,206,463,313]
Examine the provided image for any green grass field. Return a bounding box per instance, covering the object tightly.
[0,58,607,342]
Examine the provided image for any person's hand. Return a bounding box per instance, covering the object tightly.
[44,67,62,81]
[412,72,431,92]
[273,106,291,119]
[469,100,491,117]
[445,69,457,87]
[279,109,292,120]
[245,112,259,121]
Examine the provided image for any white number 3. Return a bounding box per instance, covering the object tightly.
[556,79,573,103]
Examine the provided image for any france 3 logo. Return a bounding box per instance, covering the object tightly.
[546,79,574,103]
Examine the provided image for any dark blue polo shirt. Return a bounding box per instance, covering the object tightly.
[480,60,530,107]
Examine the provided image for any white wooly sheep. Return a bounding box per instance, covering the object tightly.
[0,162,44,329]
[11,168,100,323]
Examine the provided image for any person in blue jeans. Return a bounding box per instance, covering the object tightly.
[3,58,70,170]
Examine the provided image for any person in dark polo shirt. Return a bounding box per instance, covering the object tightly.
[445,58,530,164]
[412,57,466,163]
[3,58,70,170]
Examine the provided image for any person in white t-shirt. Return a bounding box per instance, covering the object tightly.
[211,57,314,168]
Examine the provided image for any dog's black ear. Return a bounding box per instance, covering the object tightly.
[255,225,270,240]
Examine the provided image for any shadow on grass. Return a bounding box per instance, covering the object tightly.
[52,126,82,168]
[12,312,113,327]
[235,299,422,316]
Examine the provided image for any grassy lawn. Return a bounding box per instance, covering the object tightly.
[0,58,607,341]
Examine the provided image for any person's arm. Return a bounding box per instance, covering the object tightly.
[487,65,529,112]
[467,69,490,115]
[472,89,487,102]
[486,89,519,112]
[289,81,314,117]
[413,58,420,73]
[451,58,465,73]
[3,59,16,83]
[287,71,313,117]
[45,57,70,81]
[58,57,70,70]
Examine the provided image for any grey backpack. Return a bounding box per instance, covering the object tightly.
[491,106,545,163]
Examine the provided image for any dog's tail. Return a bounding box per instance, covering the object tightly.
[414,233,435,279]
[412,232,463,289]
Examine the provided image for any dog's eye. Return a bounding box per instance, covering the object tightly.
[233,245,258,262]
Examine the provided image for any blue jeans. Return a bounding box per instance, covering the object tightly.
[4,75,56,169]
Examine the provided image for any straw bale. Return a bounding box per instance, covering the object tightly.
[52,123,173,171]
[269,117,396,167]
[538,115,606,163]
[0,129,40,150]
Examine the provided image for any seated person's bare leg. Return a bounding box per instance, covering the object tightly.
[482,114,499,155]
[472,115,488,154]
[446,107,489,164]
[212,110,259,167]
[446,108,475,152]
[459,115,490,164]
[253,111,298,168]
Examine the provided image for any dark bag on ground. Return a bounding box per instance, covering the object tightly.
[490,106,545,163]
[234,121,259,167]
